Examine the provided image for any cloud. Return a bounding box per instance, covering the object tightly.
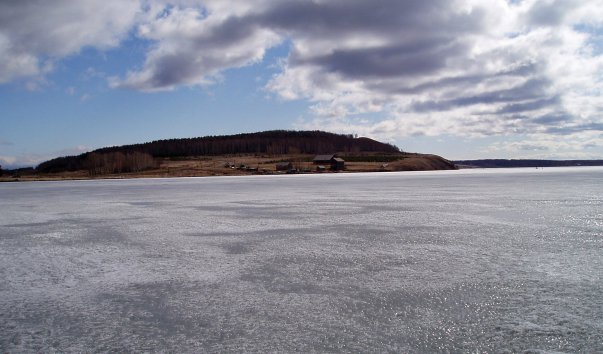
[0,155,17,167]
[0,0,140,83]
[0,145,92,169]
[482,131,603,159]
[267,0,603,139]
[110,3,282,91]
[0,155,39,169]
[1,0,603,153]
[277,2,603,158]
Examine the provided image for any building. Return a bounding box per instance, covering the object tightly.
[312,154,345,170]
[313,154,335,164]
[332,157,345,170]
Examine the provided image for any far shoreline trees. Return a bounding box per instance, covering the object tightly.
[85,151,156,175]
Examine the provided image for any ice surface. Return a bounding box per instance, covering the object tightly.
[1,168,602,352]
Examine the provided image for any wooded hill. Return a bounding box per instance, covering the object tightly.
[36,130,400,174]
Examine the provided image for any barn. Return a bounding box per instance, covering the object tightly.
[312,154,345,170]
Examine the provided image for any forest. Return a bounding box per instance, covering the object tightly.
[36,130,401,175]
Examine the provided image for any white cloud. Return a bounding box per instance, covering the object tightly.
[482,131,603,159]
[0,34,39,82]
[0,0,141,83]
[0,154,43,169]
[111,3,282,91]
[0,155,17,166]
[0,145,92,169]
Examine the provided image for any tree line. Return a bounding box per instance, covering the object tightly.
[85,151,156,175]
[36,130,401,174]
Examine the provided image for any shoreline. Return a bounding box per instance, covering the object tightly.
[2,153,457,182]
[0,168,443,183]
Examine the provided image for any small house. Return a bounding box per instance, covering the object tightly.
[332,157,345,171]
[313,154,345,171]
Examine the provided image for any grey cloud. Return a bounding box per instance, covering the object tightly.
[256,0,485,37]
[368,63,541,96]
[148,53,202,88]
[546,122,603,134]
[114,5,280,90]
[115,0,489,90]
[293,39,469,79]
[193,15,257,48]
[144,48,255,89]
[374,74,487,95]
[257,0,486,82]
[256,0,438,34]
[497,96,561,114]
[530,112,571,124]
[411,78,552,112]
[0,0,139,82]
[496,62,541,77]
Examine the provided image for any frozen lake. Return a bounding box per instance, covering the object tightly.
[1,168,602,352]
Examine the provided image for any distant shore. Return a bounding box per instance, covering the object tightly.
[454,159,603,169]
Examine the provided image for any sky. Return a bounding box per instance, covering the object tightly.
[1,0,603,168]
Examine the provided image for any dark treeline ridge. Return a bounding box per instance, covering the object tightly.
[37,130,400,174]
[454,159,603,168]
